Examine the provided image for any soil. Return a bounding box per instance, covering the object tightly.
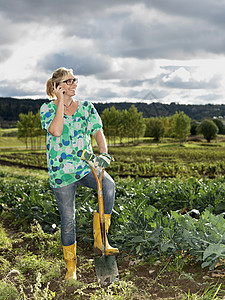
[1,218,225,299]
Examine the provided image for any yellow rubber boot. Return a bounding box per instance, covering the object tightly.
[62,242,77,280]
[93,212,119,256]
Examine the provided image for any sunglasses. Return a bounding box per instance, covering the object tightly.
[62,78,78,85]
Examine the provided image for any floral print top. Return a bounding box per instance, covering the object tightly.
[40,100,102,188]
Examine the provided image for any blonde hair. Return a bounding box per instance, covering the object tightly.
[46,67,74,99]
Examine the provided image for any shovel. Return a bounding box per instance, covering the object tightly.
[90,166,119,286]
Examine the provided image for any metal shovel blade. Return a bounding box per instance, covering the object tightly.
[94,255,119,286]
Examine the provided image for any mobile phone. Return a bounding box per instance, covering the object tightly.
[55,82,64,93]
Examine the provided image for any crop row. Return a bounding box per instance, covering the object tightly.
[110,144,225,163]
[0,152,47,169]
[110,161,225,178]
[1,171,225,269]
[2,147,225,178]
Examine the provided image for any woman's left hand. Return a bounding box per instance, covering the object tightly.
[94,153,114,169]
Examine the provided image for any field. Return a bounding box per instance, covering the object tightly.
[2,131,225,299]
[2,139,225,178]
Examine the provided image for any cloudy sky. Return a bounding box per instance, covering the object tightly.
[1,0,225,105]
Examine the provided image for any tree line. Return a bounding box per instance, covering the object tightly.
[13,105,225,149]
[103,105,223,144]
[101,105,146,145]
[2,97,225,127]
[145,112,222,143]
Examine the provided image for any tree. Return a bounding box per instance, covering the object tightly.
[17,113,29,148]
[17,111,44,149]
[118,110,128,144]
[101,108,111,144]
[197,119,219,143]
[163,117,171,137]
[126,105,146,142]
[145,117,165,141]
[170,111,191,143]
[101,105,146,145]
[190,121,198,136]
[101,106,120,145]
[212,119,225,134]
[35,111,46,149]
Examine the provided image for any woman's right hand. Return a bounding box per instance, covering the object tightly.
[48,83,65,137]
[54,83,65,100]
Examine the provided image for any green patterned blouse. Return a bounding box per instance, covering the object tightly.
[40,100,102,188]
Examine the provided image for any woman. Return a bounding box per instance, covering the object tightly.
[40,67,118,281]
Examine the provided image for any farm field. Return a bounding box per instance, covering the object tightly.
[2,139,225,178]
[2,135,225,298]
[1,167,225,298]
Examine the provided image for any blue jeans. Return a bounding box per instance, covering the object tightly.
[52,171,115,246]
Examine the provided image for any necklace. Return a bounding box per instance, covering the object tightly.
[64,100,73,110]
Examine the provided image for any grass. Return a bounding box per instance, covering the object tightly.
[0,136,28,148]
[182,283,223,300]
[0,165,48,180]
[0,128,46,149]
[1,126,223,148]
[0,136,46,149]
[0,281,20,300]
[0,225,12,249]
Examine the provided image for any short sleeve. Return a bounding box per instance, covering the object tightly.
[86,102,103,135]
[40,102,56,132]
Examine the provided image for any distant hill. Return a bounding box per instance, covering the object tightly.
[1,97,225,128]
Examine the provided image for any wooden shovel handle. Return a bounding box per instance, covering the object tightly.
[91,167,106,256]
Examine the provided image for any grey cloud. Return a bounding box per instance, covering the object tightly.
[147,0,225,24]
[0,48,13,63]
[1,0,225,104]
[120,2,225,59]
[161,66,196,72]
[38,53,111,76]
[198,93,222,102]
[2,0,225,61]
[120,16,225,59]
[127,89,166,100]
[62,1,225,60]
[141,66,222,91]
[120,79,145,88]
[161,74,221,90]
[2,0,222,25]
[96,88,118,98]
[0,14,25,61]
[0,84,38,98]
[68,10,131,40]
[0,0,134,24]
